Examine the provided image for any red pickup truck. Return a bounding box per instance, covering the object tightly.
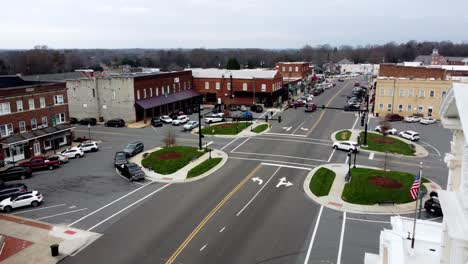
[19,157,60,170]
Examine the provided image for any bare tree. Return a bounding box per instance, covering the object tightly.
[164,129,176,147]
[379,120,392,176]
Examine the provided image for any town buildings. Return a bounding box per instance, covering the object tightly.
[275,62,312,80]
[414,49,468,66]
[0,76,72,163]
[374,65,452,119]
[339,63,380,76]
[191,68,283,107]
[67,70,197,123]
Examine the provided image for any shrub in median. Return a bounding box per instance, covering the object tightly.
[252,124,268,133]
[187,158,222,178]
[310,168,336,197]
[141,146,205,175]
[335,130,351,141]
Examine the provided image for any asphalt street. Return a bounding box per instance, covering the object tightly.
[11,76,449,264]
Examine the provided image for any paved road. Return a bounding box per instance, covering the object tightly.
[55,77,449,264]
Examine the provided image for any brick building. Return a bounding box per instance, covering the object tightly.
[374,65,452,119]
[191,69,283,107]
[414,49,468,66]
[0,76,72,163]
[67,70,198,123]
[275,62,312,80]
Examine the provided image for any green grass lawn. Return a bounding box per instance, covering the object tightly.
[187,158,222,178]
[201,122,252,135]
[335,130,351,141]
[310,168,336,197]
[342,168,428,205]
[359,132,416,156]
[252,124,269,133]
[141,146,205,175]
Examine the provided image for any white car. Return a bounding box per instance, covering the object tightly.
[183,121,199,131]
[0,191,43,213]
[374,126,397,135]
[47,154,69,164]
[404,116,421,123]
[61,147,85,159]
[333,141,360,152]
[399,130,420,141]
[160,115,173,124]
[77,141,99,152]
[172,115,189,126]
[420,117,436,125]
[205,113,225,124]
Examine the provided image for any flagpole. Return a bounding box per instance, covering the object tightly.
[411,161,423,249]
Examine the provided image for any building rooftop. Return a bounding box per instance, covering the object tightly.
[189,68,278,79]
[276,62,309,65]
[0,76,55,89]
[21,71,87,82]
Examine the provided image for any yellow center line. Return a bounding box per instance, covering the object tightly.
[306,81,352,137]
[165,163,263,264]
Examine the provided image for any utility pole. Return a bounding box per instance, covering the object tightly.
[197,96,203,150]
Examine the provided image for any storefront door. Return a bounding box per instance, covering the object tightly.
[33,142,41,156]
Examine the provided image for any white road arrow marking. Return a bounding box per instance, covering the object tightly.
[252,177,263,185]
[282,126,292,131]
[276,177,293,188]
[300,127,309,131]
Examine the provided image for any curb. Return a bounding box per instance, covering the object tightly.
[191,121,271,138]
[183,150,228,182]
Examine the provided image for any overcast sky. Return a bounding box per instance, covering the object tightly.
[1,0,467,49]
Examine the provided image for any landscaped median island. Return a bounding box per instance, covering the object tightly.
[359,132,416,156]
[187,158,222,178]
[252,123,269,133]
[200,122,252,135]
[141,145,206,175]
[335,130,351,141]
[342,168,428,205]
[310,167,336,197]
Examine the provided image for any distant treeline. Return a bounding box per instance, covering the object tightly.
[1,41,468,75]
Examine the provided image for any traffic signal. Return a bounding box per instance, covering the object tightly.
[321,105,326,110]
[278,116,282,123]
[265,115,269,122]
[361,113,366,126]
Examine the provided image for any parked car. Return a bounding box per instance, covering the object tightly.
[116,162,145,182]
[420,117,436,125]
[232,112,253,121]
[239,105,248,112]
[70,117,78,124]
[0,190,43,213]
[229,105,239,111]
[79,117,97,126]
[304,103,317,112]
[338,78,344,82]
[0,183,28,202]
[151,117,163,127]
[61,147,85,159]
[19,156,60,170]
[114,151,128,167]
[172,115,189,126]
[404,116,421,123]
[332,141,360,153]
[384,113,404,122]
[344,104,361,112]
[169,112,179,120]
[123,141,144,157]
[105,118,125,127]
[46,154,69,164]
[77,141,99,152]
[250,104,264,113]
[160,115,173,124]
[205,114,225,124]
[183,121,199,131]
[290,100,306,108]
[354,82,360,87]
[424,197,443,216]
[399,130,420,141]
[0,166,32,181]
[374,126,397,135]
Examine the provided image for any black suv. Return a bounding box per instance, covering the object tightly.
[105,119,125,127]
[123,141,144,157]
[0,182,28,202]
[0,166,33,181]
[151,117,163,127]
[116,162,145,181]
[70,117,79,124]
[250,104,264,113]
[79,117,97,126]
[114,151,128,167]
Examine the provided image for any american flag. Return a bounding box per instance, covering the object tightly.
[410,171,421,200]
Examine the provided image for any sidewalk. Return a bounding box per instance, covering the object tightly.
[303,163,441,215]
[130,147,228,183]
[0,214,100,264]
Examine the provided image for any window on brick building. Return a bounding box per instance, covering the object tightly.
[205,82,210,90]
[184,82,186,90]
[156,87,159,96]
[289,67,292,72]
[56,113,65,124]
[42,116,48,127]
[28,99,35,110]
[149,88,153,97]
[188,81,191,88]
[31,119,37,130]
[143,89,147,98]
[242,83,248,91]
[19,121,26,133]
[16,100,23,112]
[216,82,220,90]
[40,97,46,108]
[261,84,266,92]
[282,66,285,72]
[0,124,13,138]
[295,66,299,72]
[430,90,435,97]
[54,95,64,105]
[173,84,176,93]
[137,90,140,100]
[227,83,231,90]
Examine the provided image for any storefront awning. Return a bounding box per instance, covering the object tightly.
[135,90,200,110]
[0,124,73,146]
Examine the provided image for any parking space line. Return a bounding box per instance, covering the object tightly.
[12,204,67,215]
[68,181,153,227]
[229,156,316,168]
[88,183,171,231]
[337,212,346,264]
[304,206,323,264]
[35,208,88,221]
[327,149,336,162]
[230,137,250,153]
[231,151,329,162]
[236,167,281,217]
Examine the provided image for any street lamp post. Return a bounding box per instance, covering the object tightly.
[347,150,352,181]
[88,124,91,140]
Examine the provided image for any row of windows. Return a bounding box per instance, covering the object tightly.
[0,95,64,116]
[205,81,282,92]
[136,82,191,100]
[379,88,447,98]
[378,103,432,113]
[0,113,66,138]
[281,66,306,72]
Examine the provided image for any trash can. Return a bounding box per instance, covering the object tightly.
[50,244,59,257]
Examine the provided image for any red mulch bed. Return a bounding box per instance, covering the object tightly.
[156,152,182,160]
[368,176,402,189]
[371,138,394,144]
[215,124,234,129]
